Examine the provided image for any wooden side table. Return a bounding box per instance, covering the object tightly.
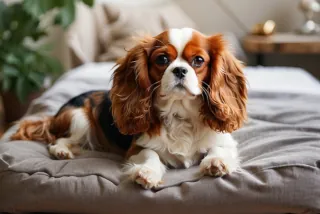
[243,33,320,65]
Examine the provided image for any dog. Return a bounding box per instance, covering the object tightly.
[11,28,247,189]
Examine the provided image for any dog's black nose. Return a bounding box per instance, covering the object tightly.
[172,67,188,79]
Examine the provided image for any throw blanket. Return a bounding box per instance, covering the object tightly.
[0,64,319,213]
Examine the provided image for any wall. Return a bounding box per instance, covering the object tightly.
[174,0,320,79]
[6,0,318,77]
[174,0,303,35]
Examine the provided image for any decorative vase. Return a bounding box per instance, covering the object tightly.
[298,0,320,34]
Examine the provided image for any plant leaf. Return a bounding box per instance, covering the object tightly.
[5,54,20,65]
[0,1,7,31]
[81,0,94,7]
[23,53,36,65]
[3,64,19,77]
[42,55,64,74]
[37,43,54,52]
[54,1,76,29]
[30,30,47,41]
[0,1,6,14]
[23,0,57,18]
[28,71,45,88]
[2,3,42,44]
[15,76,31,103]
[2,76,12,92]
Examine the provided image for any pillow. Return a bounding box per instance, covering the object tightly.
[67,3,107,67]
[98,2,196,61]
[66,2,247,65]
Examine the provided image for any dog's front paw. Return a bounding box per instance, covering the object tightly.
[200,156,238,177]
[49,144,74,160]
[133,167,163,189]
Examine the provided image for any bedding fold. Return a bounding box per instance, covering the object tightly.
[0,64,320,213]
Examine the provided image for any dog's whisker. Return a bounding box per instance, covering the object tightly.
[150,84,160,97]
[202,87,215,112]
[147,81,160,91]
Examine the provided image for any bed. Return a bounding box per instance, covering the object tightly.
[0,63,320,214]
[1,1,320,213]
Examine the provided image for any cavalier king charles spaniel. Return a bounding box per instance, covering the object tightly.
[12,28,247,189]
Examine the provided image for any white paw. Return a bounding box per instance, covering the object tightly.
[133,167,163,189]
[200,156,238,177]
[49,144,74,160]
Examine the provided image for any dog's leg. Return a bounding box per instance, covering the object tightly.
[124,149,166,189]
[200,133,239,176]
[49,109,90,160]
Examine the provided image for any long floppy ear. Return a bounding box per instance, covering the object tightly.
[110,37,155,135]
[202,34,247,133]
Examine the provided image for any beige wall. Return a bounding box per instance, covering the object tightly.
[7,0,317,77]
[174,0,320,79]
[174,0,303,36]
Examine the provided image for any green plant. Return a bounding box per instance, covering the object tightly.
[23,0,94,29]
[0,0,94,102]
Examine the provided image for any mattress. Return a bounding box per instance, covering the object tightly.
[244,66,320,95]
[0,63,319,214]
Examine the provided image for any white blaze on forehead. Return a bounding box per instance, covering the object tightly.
[162,28,201,97]
[168,28,193,56]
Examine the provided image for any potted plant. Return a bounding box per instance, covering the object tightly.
[0,0,94,123]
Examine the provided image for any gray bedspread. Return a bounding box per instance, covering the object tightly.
[0,65,319,214]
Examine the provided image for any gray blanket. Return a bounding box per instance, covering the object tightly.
[0,67,320,213]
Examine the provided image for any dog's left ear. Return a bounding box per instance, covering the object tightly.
[202,34,247,133]
[110,37,155,135]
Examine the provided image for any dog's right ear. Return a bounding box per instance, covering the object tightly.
[201,34,247,133]
[110,37,156,135]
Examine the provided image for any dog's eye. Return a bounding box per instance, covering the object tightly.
[192,56,204,68]
[155,55,169,66]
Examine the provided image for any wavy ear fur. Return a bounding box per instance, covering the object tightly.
[202,34,247,133]
[110,37,155,135]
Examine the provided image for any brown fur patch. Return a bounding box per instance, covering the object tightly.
[11,117,56,143]
[11,108,74,144]
[149,45,177,82]
[49,108,74,140]
[110,31,177,137]
[182,31,212,92]
[200,34,247,132]
[88,91,105,106]
[110,36,160,136]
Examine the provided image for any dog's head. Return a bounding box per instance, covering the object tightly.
[110,28,247,135]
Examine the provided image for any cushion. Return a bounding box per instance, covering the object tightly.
[67,3,107,67]
[66,1,248,67]
[98,2,196,61]
[0,63,319,213]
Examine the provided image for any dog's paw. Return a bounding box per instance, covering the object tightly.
[134,167,163,189]
[49,144,74,160]
[200,156,238,177]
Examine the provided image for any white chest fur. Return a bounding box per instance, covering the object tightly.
[136,96,217,168]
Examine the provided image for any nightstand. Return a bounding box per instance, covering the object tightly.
[243,33,320,65]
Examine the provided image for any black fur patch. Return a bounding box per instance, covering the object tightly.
[56,90,133,151]
[97,92,133,150]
